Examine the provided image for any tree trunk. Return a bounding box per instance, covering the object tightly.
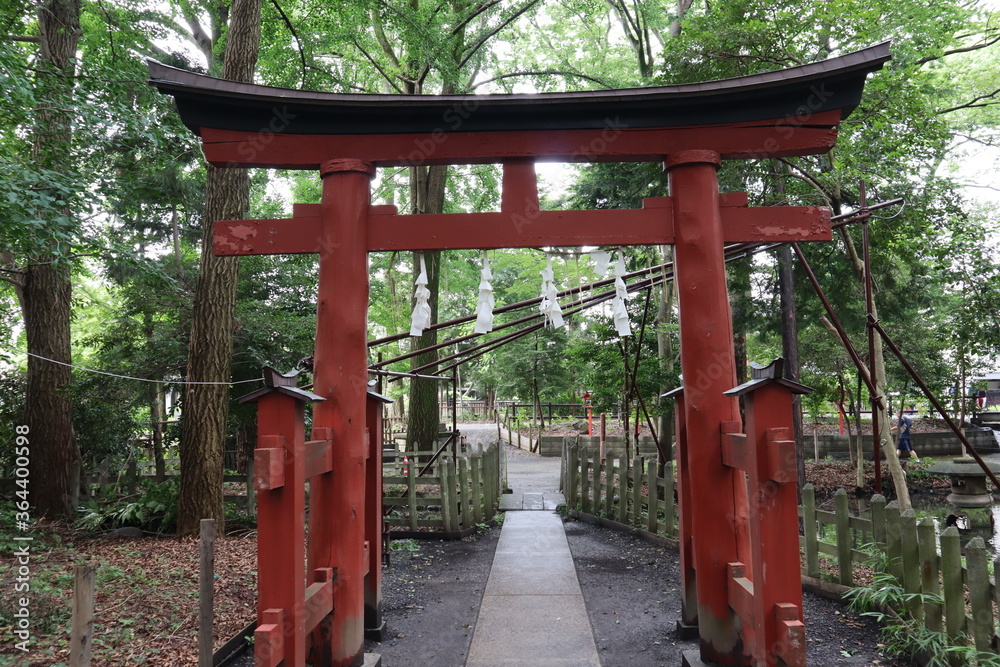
[854,373,864,489]
[668,0,694,38]
[177,0,261,536]
[770,160,805,495]
[25,262,77,516]
[406,164,447,452]
[836,225,911,510]
[405,250,442,452]
[151,383,166,481]
[958,349,968,448]
[26,0,81,519]
[777,244,805,495]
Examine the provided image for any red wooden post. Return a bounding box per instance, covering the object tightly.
[309,158,375,667]
[663,386,698,636]
[251,391,308,666]
[365,390,392,639]
[725,369,808,667]
[666,150,750,665]
[501,159,539,221]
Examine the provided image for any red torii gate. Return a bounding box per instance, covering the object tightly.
[150,41,889,667]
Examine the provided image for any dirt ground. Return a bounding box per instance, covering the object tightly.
[564,519,902,666]
[364,508,904,666]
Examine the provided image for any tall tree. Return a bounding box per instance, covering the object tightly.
[177,0,262,536]
[306,0,542,450]
[22,0,82,517]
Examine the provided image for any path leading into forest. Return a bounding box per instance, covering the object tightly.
[463,424,599,666]
[364,424,900,667]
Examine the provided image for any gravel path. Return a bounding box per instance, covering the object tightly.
[564,518,903,666]
[371,433,902,665]
[239,426,904,665]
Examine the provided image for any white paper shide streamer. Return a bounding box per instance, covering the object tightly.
[538,257,565,329]
[589,249,611,275]
[473,254,495,334]
[409,254,432,337]
[612,251,631,336]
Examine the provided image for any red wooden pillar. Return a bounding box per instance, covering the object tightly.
[663,386,698,636]
[365,390,392,639]
[309,158,375,667]
[725,374,807,667]
[666,150,750,665]
[252,391,308,666]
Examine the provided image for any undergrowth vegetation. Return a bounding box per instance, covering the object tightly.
[845,550,1000,666]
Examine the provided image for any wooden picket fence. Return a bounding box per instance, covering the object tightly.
[563,443,1000,655]
[562,445,677,536]
[800,485,1000,654]
[384,443,501,537]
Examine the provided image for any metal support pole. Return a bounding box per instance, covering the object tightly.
[790,242,881,403]
[872,319,1000,489]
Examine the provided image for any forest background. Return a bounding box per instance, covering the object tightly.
[2,0,1000,534]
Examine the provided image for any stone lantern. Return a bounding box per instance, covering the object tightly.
[926,457,1000,508]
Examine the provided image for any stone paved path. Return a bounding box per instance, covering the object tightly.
[465,426,597,666]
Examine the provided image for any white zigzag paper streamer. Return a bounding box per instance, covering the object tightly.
[473,253,495,334]
[612,251,631,336]
[409,254,432,337]
[538,257,565,329]
[590,249,611,275]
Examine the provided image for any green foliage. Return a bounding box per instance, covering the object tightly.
[0,368,26,474]
[71,371,140,466]
[75,477,181,534]
[844,549,1000,666]
[224,502,257,533]
[389,538,421,552]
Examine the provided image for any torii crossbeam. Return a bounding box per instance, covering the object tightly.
[151,41,889,667]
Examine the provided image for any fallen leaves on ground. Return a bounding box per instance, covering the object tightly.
[0,521,256,666]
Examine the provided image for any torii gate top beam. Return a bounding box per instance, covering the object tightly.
[148,42,889,169]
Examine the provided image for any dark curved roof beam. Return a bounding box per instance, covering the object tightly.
[148,43,890,170]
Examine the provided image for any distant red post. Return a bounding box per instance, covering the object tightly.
[666,150,749,664]
[309,159,375,667]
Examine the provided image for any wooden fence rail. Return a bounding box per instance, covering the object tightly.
[563,443,1000,653]
[384,443,501,537]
